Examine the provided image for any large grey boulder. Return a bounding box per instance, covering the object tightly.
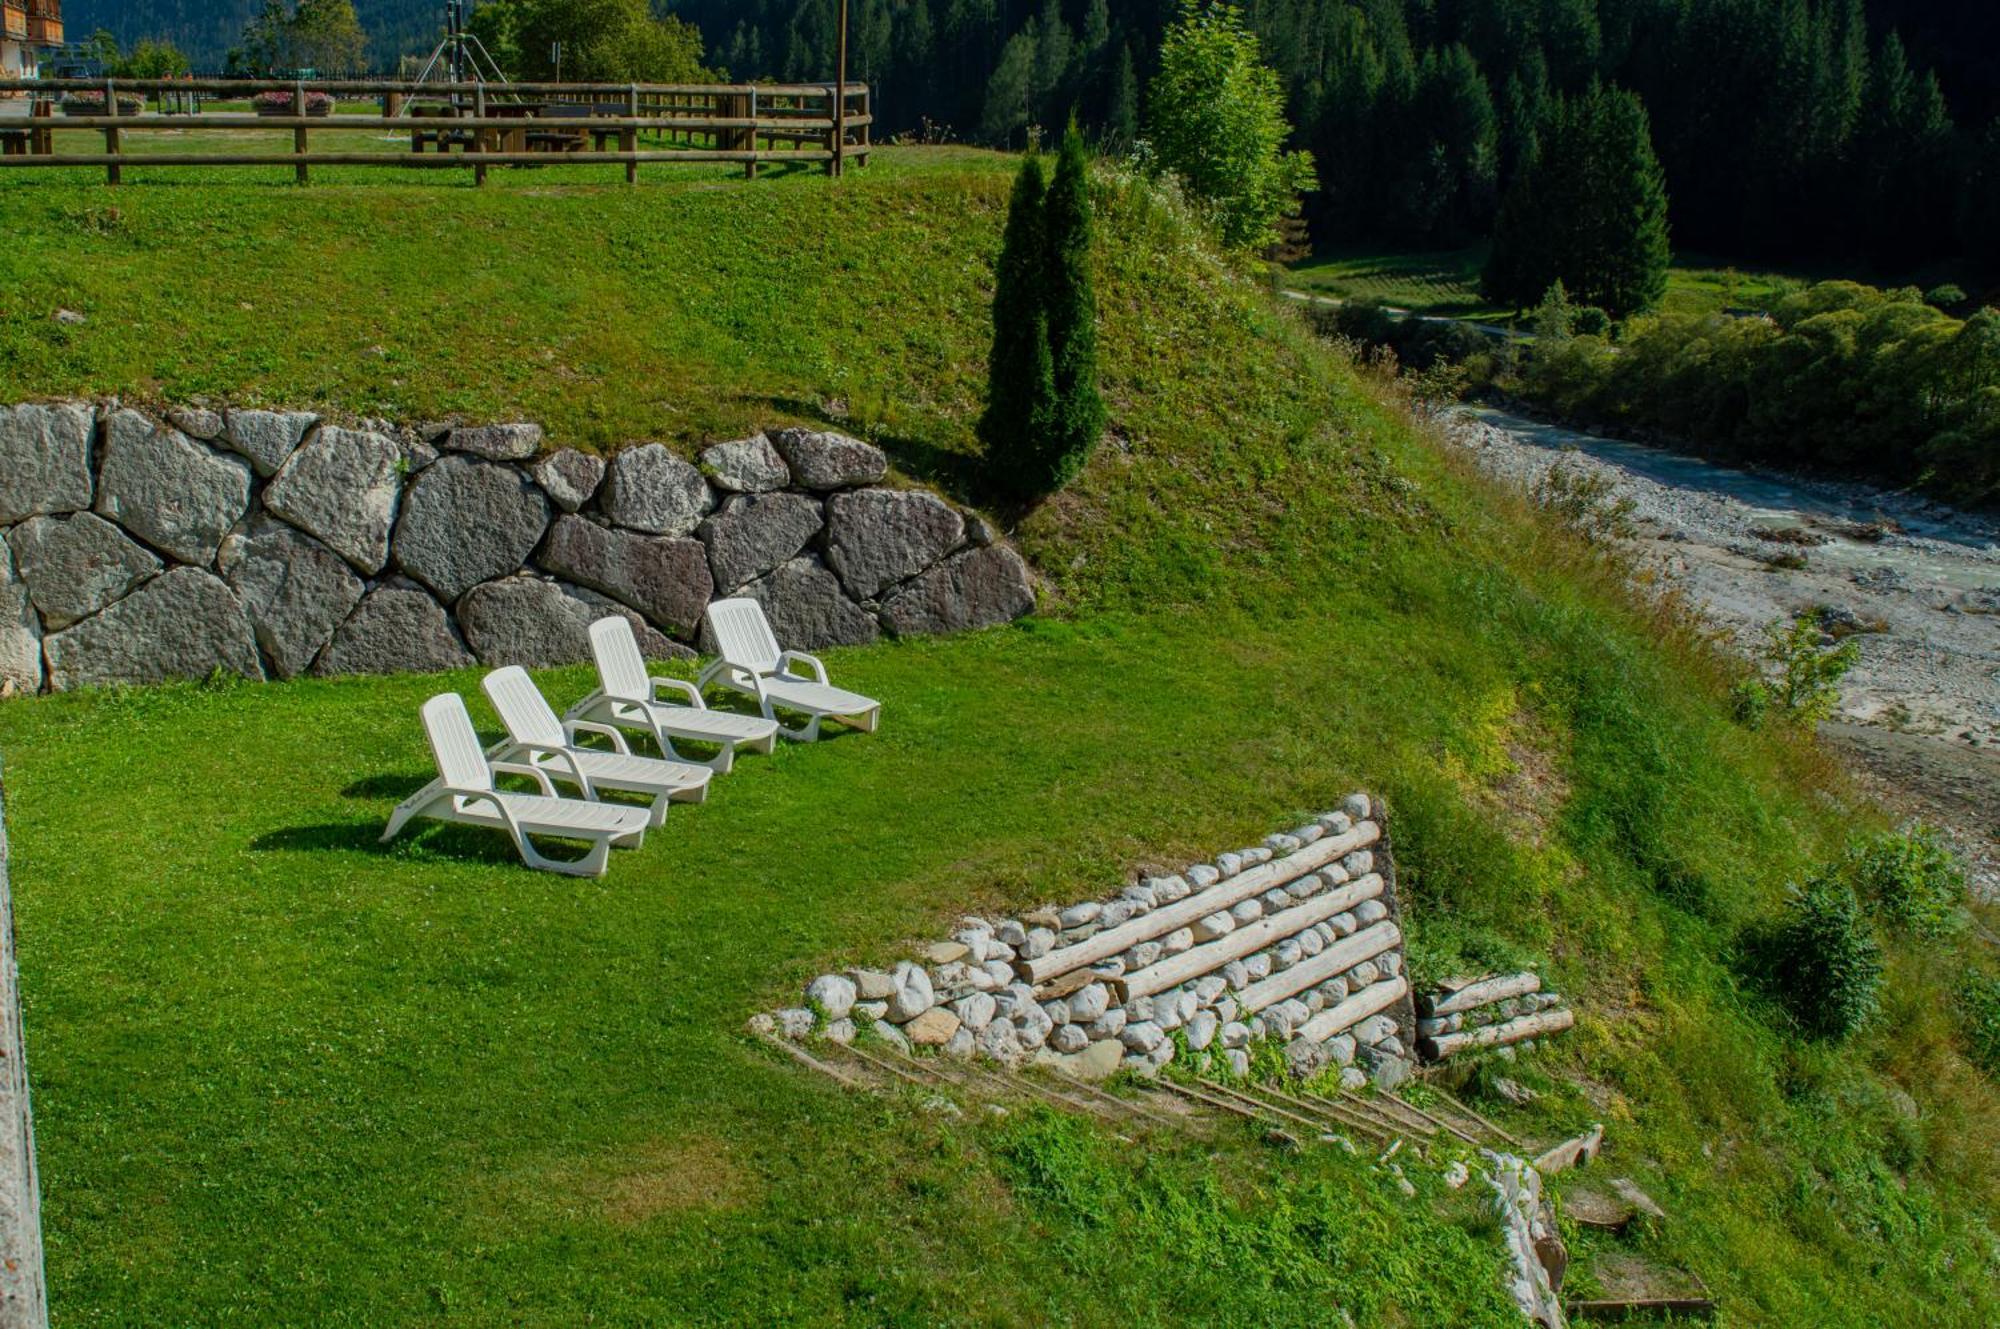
[457,575,690,667]
[391,455,551,603]
[444,422,543,461]
[43,567,262,690]
[263,426,405,574]
[0,543,42,694]
[220,409,315,476]
[94,410,253,566]
[0,402,95,526]
[769,427,888,490]
[530,448,606,513]
[880,545,1035,636]
[697,491,823,592]
[719,556,879,651]
[7,512,162,630]
[600,444,714,536]
[535,514,713,638]
[218,516,365,679]
[699,435,790,493]
[314,580,472,677]
[823,488,964,599]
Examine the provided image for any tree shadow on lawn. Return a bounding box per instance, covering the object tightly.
[250,819,545,872]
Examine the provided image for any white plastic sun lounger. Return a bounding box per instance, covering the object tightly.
[481,666,712,828]
[563,616,780,773]
[696,598,881,742]
[382,693,650,878]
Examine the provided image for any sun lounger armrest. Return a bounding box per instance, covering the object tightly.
[776,650,828,684]
[503,743,596,799]
[447,786,528,839]
[650,677,708,708]
[564,719,631,754]
[490,760,561,799]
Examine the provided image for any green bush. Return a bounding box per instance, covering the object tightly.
[1845,824,1968,938]
[1963,974,2000,1077]
[1751,880,1883,1042]
[1758,613,1860,725]
[1572,306,1613,337]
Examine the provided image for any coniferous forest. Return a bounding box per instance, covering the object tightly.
[669,0,1998,282]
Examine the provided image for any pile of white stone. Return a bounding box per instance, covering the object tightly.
[1414,972,1574,1063]
[756,793,1422,1089]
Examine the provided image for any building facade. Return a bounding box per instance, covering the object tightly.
[1,2,63,95]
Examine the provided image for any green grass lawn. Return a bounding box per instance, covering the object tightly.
[1286,244,1810,323]
[1,147,1997,1324]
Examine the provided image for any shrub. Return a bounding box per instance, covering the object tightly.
[253,90,335,114]
[1572,306,1613,337]
[1845,824,1968,938]
[1923,284,1966,310]
[1963,973,2000,1076]
[1758,613,1859,725]
[1751,879,1883,1041]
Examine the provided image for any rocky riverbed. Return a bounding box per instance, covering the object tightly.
[1449,407,2000,899]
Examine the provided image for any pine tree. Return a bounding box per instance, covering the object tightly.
[980,153,1056,496]
[1106,43,1140,148]
[1038,125,1107,495]
[1484,84,1669,318]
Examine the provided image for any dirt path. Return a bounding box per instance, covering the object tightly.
[1449,407,1999,897]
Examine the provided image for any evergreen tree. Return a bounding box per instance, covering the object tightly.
[1038,125,1107,495]
[981,31,1037,144]
[1106,44,1140,148]
[1485,84,1670,318]
[981,153,1056,496]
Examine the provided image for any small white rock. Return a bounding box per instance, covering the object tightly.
[1230,899,1263,925]
[953,992,998,1032]
[1342,793,1372,821]
[776,1007,815,1038]
[823,1018,856,1045]
[1068,982,1111,1023]
[1193,912,1235,942]
[1186,1011,1219,1050]
[1162,927,1195,956]
[1058,901,1101,928]
[1187,864,1221,888]
[807,973,857,1020]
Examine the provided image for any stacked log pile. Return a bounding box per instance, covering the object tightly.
[757,793,1424,1090]
[1415,972,1573,1063]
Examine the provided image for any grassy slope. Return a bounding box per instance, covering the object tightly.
[0,150,1995,1325]
[1286,243,1812,323]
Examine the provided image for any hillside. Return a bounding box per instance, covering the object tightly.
[0,150,1996,1323]
[65,0,439,70]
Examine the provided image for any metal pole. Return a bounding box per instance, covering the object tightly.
[834,0,848,177]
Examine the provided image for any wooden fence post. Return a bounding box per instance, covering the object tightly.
[745,88,759,180]
[293,79,309,185]
[473,82,487,186]
[624,83,638,185]
[29,96,50,156]
[102,78,120,185]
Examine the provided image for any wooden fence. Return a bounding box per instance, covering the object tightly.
[0,77,871,184]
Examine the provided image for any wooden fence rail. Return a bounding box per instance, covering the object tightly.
[0,77,870,184]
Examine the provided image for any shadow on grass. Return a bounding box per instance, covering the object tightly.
[251,820,532,871]
[342,772,431,801]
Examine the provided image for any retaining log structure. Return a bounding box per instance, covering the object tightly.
[760,794,1429,1089]
[0,78,871,184]
[1415,970,1574,1063]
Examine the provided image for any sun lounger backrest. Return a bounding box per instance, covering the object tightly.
[707,598,783,675]
[482,666,566,748]
[421,693,493,792]
[588,616,652,702]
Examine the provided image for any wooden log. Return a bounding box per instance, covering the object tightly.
[1418,1006,1573,1061]
[1017,821,1381,986]
[1232,918,1398,1014]
[1419,971,1540,1017]
[1293,975,1409,1044]
[1111,875,1384,1003]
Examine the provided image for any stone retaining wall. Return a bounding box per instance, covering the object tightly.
[758,794,1424,1090]
[0,403,1033,693]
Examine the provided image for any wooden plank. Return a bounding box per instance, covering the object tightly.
[0,150,832,169]
[1231,917,1398,1013]
[756,1032,868,1090]
[1424,1085,1525,1150]
[1420,1007,1573,1061]
[1112,876,1385,1003]
[1534,1123,1605,1176]
[1419,971,1540,1017]
[1292,975,1409,1044]
[1018,822,1380,986]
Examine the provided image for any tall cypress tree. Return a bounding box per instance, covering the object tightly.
[1038,124,1106,495]
[980,152,1054,493]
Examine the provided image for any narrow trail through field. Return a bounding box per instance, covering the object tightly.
[1450,406,2000,899]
